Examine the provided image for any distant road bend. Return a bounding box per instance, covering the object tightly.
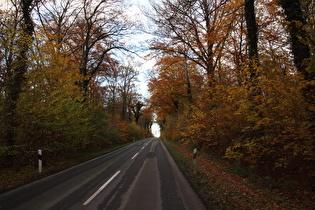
[0,138,206,210]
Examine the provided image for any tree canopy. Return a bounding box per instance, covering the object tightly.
[0,0,152,167]
[148,0,315,179]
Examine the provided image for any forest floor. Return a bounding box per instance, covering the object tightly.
[163,139,315,210]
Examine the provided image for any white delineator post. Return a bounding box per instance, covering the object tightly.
[38,149,42,173]
[193,148,197,173]
[193,148,197,159]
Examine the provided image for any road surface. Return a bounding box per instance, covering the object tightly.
[0,138,206,210]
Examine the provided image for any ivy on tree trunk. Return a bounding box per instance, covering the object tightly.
[3,0,35,164]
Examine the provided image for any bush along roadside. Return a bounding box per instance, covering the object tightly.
[162,139,315,210]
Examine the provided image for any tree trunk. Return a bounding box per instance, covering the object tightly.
[278,0,314,102]
[278,0,313,80]
[184,57,193,104]
[77,78,90,100]
[3,0,35,165]
[244,0,259,80]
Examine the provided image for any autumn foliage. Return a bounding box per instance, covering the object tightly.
[0,1,152,168]
[148,0,315,182]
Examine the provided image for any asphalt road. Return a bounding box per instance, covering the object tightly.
[0,138,206,210]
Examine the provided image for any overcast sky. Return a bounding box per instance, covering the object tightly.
[125,0,156,98]
[0,0,9,9]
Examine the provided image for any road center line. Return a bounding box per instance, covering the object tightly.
[132,152,139,159]
[83,170,121,206]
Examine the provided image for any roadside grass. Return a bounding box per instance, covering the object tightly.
[0,142,133,194]
[163,139,315,210]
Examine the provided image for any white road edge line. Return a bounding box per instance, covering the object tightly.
[131,152,139,159]
[83,170,121,206]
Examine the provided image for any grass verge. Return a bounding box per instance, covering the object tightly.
[163,139,315,209]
